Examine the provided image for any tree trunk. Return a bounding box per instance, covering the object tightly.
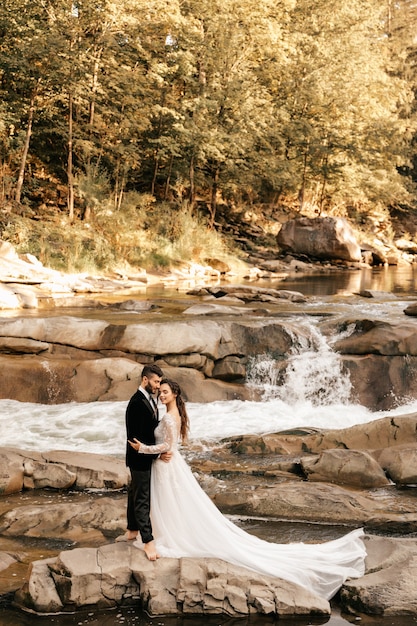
[117,176,125,210]
[189,154,195,206]
[209,166,219,227]
[298,149,309,212]
[151,155,159,196]
[164,155,174,200]
[89,46,103,130]
[318,149,329,215]
[67,91,74,222]
[15,84,39,204]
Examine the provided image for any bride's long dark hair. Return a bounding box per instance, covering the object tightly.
[161,378,189,443]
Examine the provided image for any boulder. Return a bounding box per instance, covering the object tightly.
[0,336,49,354]
[0,448,129,495]
[0,284,21,309]
[0,355,250,404]
[0,451,24,494]
[340,354,417,410]
[226,415,417,457]
[341,535,417,615]
[0,240,20,261]
[23,460,76,490]
[0,496,124,542]
[183,303,248,315]
[212,356,247,381]
[334,320,417,355]
[212,480,402,526]
[301,449,390,488]
[357,289,398,299]
[374,445,417,485]
[404,302,417,316]
[15,558,64,613]
[395,239,417,254]
[276,217,362,262]
[157,353,214,377]
[15,543,330,617]
[0,551,18,572]
[16,536,417,618]
[41,451,129,489]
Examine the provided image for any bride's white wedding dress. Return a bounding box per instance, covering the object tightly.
[135,413,366,601]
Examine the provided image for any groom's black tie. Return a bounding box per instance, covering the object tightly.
[150,397,158,417]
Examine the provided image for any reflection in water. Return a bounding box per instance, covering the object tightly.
[3,605,417,626]
[265,265,417,297]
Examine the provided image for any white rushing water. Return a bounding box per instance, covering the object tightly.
[1,318,416,456]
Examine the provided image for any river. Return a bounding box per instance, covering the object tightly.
[1,266,417,626]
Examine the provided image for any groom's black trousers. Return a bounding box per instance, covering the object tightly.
[127,468,153,544]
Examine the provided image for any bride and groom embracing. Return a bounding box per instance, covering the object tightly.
[119,364,366,601]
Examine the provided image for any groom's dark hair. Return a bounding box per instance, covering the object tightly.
[141,364,163,379]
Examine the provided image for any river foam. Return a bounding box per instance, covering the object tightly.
[1,396,417,457]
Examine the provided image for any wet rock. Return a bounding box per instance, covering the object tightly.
[275,289,307,302]
[341,535,417,615]
[334,319,417,356]
[157,353,214,376]
[0,337,49,354]
[0,451,24,495]
[404,302,417,316]
[0,448,129,494]
[202,258,231,274]
[374,445,417,485]
[213,481,398,525]
[0,552,18,572]
[340,354,417,411]
[277,217,362,262]
[0,284,21,309]
[14,544,331,617]
[0,496,123,542]
[24,461,76,490]
[301,449,390,488]
[395,239,417,254]
[212,356,247,381]
[246,415,417,456]
[183,303,248,315]
[111,300,157,312]
[41,451,129,489]
[16,558,63,613]
[0,313,301,403]
[357,289,398,299]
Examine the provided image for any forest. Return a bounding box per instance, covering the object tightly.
[0,0,417,272]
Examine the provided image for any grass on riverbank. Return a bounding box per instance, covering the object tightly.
[0,196,244,275]
[2,191,417,276]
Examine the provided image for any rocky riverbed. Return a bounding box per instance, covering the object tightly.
[2,221,417,621]
[3,415,417,619]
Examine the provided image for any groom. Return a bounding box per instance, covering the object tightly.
[122,363,170,560]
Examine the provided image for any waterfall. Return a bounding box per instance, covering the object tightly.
[246,319,352,406]
[40,360,61,403]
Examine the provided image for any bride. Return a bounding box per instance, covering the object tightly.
[128,378,366,601]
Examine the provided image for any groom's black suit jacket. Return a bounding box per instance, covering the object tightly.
[125,389,159,471]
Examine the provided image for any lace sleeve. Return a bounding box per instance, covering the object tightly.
[138,415,177,455]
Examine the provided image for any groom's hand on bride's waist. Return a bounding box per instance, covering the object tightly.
[160,451,172,463]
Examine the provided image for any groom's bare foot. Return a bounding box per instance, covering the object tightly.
[144,540,160,561]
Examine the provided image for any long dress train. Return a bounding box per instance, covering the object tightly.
[135,413,366,601]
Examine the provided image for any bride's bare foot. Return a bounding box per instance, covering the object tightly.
[144,540,160,561]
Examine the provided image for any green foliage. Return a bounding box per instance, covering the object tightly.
[0,0,416,225]
[0,196,235,274]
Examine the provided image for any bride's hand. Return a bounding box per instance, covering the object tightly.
[128,438,141,451]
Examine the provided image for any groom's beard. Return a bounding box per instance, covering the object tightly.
[145,382,158,398]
